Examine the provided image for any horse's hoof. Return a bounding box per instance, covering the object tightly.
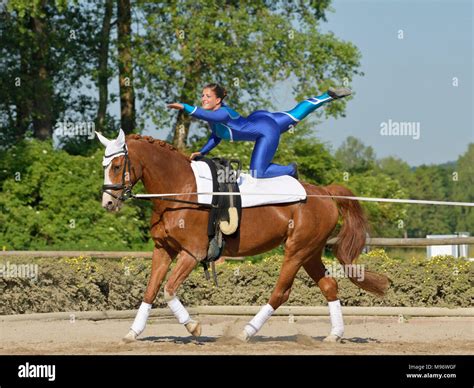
[236,330,250,343]
[323,334,342,343]
[122,329,138,343]
[185,319,202,337]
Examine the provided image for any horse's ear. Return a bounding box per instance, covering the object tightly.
[95,131,111,147]
[117,128,126,146]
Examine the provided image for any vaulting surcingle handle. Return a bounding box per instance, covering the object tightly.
[220,207,238,235]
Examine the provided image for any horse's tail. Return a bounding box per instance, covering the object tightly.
[325,184,391,297]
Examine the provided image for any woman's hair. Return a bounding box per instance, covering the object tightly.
[204,83,227,102]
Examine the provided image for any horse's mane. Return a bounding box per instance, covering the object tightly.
[126,134,190,161]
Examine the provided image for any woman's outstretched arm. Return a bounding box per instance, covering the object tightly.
[181,103,229,122]
[199,132,222,155]
[167,102,229,122]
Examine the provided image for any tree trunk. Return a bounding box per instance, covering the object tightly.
[30,1,53,141]
[117,0,135,134]
[171,75,198,150]
[15,98,30,140]
[96,0,113,133]
[172,109,192,151]
[15,49,32,140]
[14,15,32,140]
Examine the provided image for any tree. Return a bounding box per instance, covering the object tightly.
[335,136,376,174]
[96,0,114,133]
[330,137,409,236]
[376,156,414,186]
[405,165,456,237]
[117,0,135,133]
[134,1,362,150]
[1,0,103,147]
[453,143,473,232]
[333,171,408,237]
[0,0,54,141]
[29,0,53,140]
[0,10,32,145]
[274,125,341,185]
[375,150,472,237]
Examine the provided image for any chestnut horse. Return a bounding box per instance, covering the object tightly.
[96,130,390,343]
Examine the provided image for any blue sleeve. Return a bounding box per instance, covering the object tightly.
[199,132,222,155]
[181,103,229,123]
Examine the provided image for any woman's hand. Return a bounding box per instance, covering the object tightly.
[167,103,184,110]
[190,152,202,160]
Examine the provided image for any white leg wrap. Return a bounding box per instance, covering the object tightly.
[130,302,152,336]
[244,304,274,337]
[328,300,344,337]
[168,296,191,325]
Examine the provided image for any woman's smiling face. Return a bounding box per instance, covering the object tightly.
[201,88,221,110]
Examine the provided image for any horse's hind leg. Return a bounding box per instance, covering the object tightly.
[238,252,305,342]
[163,251,202,337]
[303,249,344,342]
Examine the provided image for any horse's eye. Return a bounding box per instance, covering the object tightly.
[113,165,121,172]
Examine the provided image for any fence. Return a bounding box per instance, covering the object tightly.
[0,237,473,259]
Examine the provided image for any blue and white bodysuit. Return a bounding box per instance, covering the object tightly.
[182,92,333,179]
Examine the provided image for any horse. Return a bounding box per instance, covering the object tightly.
[96,129,390,343]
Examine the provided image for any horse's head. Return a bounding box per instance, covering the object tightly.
[96,129,140,211]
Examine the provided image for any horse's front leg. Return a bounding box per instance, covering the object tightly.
[164,251,201,336]
[123,246,174,342]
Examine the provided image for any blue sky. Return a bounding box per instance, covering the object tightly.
[272,0,473,165]
[113,0,472,166]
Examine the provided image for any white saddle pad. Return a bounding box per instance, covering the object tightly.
[190,161,306,208]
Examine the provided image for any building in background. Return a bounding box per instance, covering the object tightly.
[427,232,471,259]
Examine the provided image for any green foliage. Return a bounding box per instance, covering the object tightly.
[0,0,114,150]
[452,144,474,232]
[374,146,473,236]
[275,127,341,185]
[405,165,456,236]
[333,137,412,237]
[376,156,413,185]
[0,140,153,250]
[0,137,471,250]
[0,1,469,247]
[1,250,471,314]
[338,141,474,237]
[335,136,376,174]
[334,171,408,237]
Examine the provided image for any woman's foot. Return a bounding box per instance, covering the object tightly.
[290,162,299,179]
[328,87,352,99]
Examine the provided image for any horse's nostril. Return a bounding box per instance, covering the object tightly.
[107,201,113,206]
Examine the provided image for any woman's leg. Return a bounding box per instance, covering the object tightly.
[250,130,296,178]
[267,87,352,133]
[244,88,351,178]
[284,91,333,122]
